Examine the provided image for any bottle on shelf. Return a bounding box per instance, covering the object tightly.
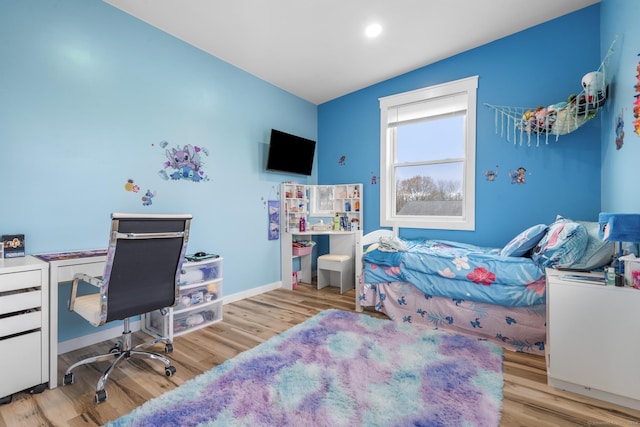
[333,213,340,231]
[355,200,360,212]
[299,216,306,232]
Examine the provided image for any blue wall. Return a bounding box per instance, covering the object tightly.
[0,0,317,341]
[318,5,603,248]
[600,0,640,212]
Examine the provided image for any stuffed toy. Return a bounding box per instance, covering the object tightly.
[581,71,605,100]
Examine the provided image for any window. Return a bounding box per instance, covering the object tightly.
[379,76,478,231]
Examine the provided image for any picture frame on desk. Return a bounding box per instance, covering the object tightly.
[2,234,25,258]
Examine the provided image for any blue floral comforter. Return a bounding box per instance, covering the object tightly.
[363,239,546,307]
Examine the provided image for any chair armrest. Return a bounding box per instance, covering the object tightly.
[73,273,103,288]
[68,273,104,311]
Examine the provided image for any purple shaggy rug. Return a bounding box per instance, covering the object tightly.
[107,309,503,426]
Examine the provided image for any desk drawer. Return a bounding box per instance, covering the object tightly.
[0,310,41,336]
[0,289,42,316]
[0,270,42,293]
[0,331,42,398]
[57,261,105,283]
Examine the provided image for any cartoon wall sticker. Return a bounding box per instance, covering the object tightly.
[124,179,157,206]
[634,54,640,136]
[124,179,140,193]
[156,141,210,182]
[370,172,378,184]
[484,165,499,182]
[338,155,346,165]
[142,189,156,206]
[616,111,625,150]
[509,167,528,184]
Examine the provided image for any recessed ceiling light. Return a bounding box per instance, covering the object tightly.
[365,23,382,38]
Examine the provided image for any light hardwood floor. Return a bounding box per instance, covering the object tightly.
[1,283,639,426]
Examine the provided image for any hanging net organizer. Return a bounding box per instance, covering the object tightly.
[485,38,617,146]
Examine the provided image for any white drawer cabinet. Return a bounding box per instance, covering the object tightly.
[0,256,49,404]
[143,257,223,341]
[545,268,640,410]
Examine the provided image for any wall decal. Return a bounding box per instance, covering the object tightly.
[616,111,625,150]
[156,141,211,182]
[509,167,528,184]
[370,172,378,184]
[124,178,156,205]
[338,155,346,165]
[484,165,499,182]
[124,179,140,193]
[141,189,156,206]
[268,200,280,240]
[635,54,640,136]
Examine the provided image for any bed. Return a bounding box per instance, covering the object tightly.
[355,217,614,355]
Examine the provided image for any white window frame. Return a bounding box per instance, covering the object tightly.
[379,76,478,231]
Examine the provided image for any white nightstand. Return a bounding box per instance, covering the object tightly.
[545,268,640,410]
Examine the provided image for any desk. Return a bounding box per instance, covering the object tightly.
[280,230,361,290]
[36,250,107,389]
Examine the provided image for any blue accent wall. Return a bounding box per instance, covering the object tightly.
[318,5,603,248]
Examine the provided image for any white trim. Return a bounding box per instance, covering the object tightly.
[379,76,478,231]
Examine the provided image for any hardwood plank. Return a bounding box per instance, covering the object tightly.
[0,282,638,426]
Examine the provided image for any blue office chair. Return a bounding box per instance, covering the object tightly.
[63,213,191,403]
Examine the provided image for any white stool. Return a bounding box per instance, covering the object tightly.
[317,254,354,294]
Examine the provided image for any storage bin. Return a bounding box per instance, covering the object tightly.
[180,258,221,284]
[292,246,313,256]
[175,282,222,311]
[173,301,222,334]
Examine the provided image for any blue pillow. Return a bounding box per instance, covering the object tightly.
[532,219,588,268]
[566,219,614,270]
[501,224,548,257]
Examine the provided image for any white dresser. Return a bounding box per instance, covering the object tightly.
[546,268,640,410]
[0,256,49,404]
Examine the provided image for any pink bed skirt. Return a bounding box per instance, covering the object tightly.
[358,279,546,356]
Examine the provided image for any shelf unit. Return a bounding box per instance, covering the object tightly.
[282,183,309,233]
[282,182,363,232]
[280,183,363,290]
[143,257,223,341]
[310,184,362,231]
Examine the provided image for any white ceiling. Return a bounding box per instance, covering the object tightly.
[103,0,600,105]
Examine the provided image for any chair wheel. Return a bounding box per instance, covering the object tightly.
[95,389,107,403]
[165,343,173,353]
[109,346,120,354]
[165,365,176,377]
[63,373,74,386]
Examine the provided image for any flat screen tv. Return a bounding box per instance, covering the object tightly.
[266,129,316,176]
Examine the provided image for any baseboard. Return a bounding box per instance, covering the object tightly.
[223,281,282,304]
[58,281,284,354]
[57,321,140,355]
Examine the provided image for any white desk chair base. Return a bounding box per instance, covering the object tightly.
[317,254,354,294]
